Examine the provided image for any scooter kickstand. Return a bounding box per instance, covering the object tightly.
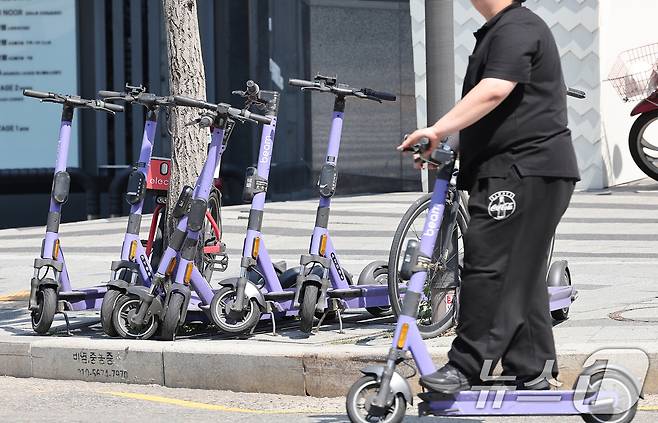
[313,310,328,334]
[336,307,344,334]
[266,301,277,336]
[59,311,72,336]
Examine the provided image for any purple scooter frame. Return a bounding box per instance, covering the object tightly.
[213,86,301,335]
[111,122,230,340]
[111,90,272,340]
[97,85,181,338]
[289,75,397,334]
[345,143,639,423]
[25,90,124,334]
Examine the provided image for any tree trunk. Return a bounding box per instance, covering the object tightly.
[162,0,207,235]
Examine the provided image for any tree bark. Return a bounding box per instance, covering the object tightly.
[162,0,207,235]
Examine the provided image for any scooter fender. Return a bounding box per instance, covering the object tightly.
[361,366,413,405]
[357,260,387,286]
[29,277,59,310]
[293,274,322,308]
[106,278,131,293]
[577,360,645,400]
[167,284,192,324]
[546,260,569,287]
[125,285,154,302]
[218,277,266,310]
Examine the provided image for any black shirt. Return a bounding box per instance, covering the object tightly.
[457,3,581,191]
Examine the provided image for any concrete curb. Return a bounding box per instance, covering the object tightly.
[1,337,657,397]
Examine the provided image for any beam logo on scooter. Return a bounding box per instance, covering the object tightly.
[259,132,273,164]
[423,203,443,237]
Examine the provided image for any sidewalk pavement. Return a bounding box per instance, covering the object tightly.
[1,179,658,397]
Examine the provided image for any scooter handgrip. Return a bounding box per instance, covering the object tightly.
[23,89,51,99]
[244,110,272,125]
[173,95,214,110]
[288,78,316,88]
[362,88,397,102]
[103,102,125,113]
[567,87,586,99]
[98,90,124,98]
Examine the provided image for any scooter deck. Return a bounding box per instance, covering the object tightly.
[418,389,616,416]
[62,286,108,311]
[328,285,390,308]
[548,285,577,311]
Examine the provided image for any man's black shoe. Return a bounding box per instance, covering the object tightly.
[516,377,551,391]
[419,364,471,394]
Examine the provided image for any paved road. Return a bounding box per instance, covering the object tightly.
[0,376,657,423]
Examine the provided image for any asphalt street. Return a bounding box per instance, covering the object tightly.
[0,376,657,423]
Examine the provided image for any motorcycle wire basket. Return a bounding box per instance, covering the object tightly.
[607,43,658,102]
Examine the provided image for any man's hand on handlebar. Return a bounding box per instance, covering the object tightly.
[398,126,446,169]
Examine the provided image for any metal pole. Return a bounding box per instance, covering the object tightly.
[424,0,455,190]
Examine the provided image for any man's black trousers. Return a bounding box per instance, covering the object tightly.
[448,167,575,382]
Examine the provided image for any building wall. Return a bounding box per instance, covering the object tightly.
[599,0,656,186]
[307,0,419,192]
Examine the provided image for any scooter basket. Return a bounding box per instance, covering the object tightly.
[607,43,658,101]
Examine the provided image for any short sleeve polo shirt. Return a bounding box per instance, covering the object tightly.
[457,3,581,191]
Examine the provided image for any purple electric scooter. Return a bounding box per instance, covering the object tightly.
[111,89,271,340]
[289,75,397,333]
[24,89,124,334]
[94,85,179,337]
[345,141,640,423]
[212,82,303,335]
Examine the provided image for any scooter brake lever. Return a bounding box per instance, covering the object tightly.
[300,86,329,93]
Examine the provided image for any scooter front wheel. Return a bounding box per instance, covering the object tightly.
[100,289,121,337]
[31,287,57,334]
[160,292,185,341]
[299,284,320,333]
[346,375,406,423]
[210,286,261,334]
[112,295,159,340]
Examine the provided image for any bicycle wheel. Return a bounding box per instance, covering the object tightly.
[201,188,223,280]
[629,110,658,182]
[388,192,467,339]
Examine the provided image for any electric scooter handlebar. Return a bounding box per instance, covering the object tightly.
[99,86,176,108]
[23,89,124,114]
[289,76,397,102]
[361,88,397,102]
[172,95,272,125]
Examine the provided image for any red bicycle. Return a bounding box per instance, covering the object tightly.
[144,157,227,279]
[608,43,658,181]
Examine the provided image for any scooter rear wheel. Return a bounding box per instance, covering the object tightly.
[160,292,185,341]
[211,286,261,334]
[577,367,639,423]
[299,284,320,333]
[100,289,121,337]
[112,295,159,340]
[550,266,571,321]
[346,375,406,423]
[362,264,391,317]
[31,287,56,334]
